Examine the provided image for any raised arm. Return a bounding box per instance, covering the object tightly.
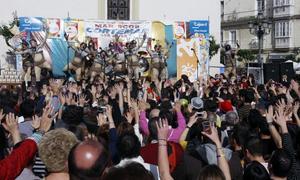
[146,38,153,56]
[266,105,282,148]
[168,102,186,142]
[134,33,147,51]
[64,33,77,51]
[202,126,231,180]
[179,113,197,143]
[292,101,300,127]
[273,100,298,177]
[37,24,49,50]
[157,119,174,180]
[115,83,124,115]
[138,100,150,136]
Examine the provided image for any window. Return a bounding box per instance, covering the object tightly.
[274,0,291,6]
[258,0,265,12]
[107,0,130,20]
[275,21,290,37]
[230,31,237,43]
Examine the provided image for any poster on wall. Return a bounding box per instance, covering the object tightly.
[173,21,186,39]
[64,20,79,41]
[47,18,62,38]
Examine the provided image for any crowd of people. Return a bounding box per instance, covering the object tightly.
[0,71,299,180]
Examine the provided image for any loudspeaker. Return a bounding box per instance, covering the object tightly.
[263,63,280,83]
[280,62,295,81]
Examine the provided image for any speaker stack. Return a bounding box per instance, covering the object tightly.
[247,62,295,84]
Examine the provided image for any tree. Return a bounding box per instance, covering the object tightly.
[236,49,255,65]
[209,36,220,59]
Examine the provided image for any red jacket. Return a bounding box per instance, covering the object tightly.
[0,139,37,180]
[140,142,183,172]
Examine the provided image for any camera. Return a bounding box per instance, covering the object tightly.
[97,106,107,114]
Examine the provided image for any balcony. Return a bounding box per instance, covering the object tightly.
[273,5,294,18]
[275,37,292,49]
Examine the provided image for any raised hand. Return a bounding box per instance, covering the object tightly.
[84,133,98,141]
[201,126,221,147]
[156,118,169,141]
[174,101,181,112]
[0,109,5,122]
[96,113,107,127]
[131,98,138,109]
[266,105,274,123]
[79,94,88,107]
[293,101,300,116]
[40,106,56,132]
[274,100,288,132]
[31,115,41,130]
[138,100,149,111]
[125,112,133,124]
[2,113,19,135]
[90,85,97,96]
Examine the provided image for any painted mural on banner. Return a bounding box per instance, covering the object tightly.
[177,37,209,82]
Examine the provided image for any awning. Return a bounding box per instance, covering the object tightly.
[269,53,293,60]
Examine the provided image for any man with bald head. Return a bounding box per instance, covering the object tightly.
[68,140,110,180]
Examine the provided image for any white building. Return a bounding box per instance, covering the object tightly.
[0,0,221,76]
[221,0,300,63]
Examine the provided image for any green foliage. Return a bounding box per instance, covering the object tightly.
[236,49,255,62]
[209,36,220,59]
[285,54,296,61]
[0,25,14,40]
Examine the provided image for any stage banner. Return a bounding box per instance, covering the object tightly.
[84,20,151,47]
[19,17,44,32]
[177,38,210,82]
[173,21,186,39]
[47,18,62,38]
[177,38,199,81]
[189,20,209,38]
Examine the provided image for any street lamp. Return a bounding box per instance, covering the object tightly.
[248,3,272,84]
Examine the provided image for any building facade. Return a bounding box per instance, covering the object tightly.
[221,0,300,63]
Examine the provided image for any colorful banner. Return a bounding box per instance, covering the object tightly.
[177,38,209,81]
[85,20,151,47]
[64,20,79,41]
[189,20,209,38]
[47,18,62,38]
[19,17,44,32]
[177,38,199,81]
[173,21,186,39]
[14,17,210,78]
